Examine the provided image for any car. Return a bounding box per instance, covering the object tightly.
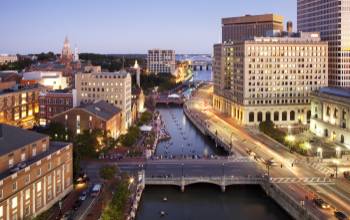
[335,211,348,220]
[79,190,88,201]
[60,211,74,220]
[313,198,330,209]
[73,200,83,210]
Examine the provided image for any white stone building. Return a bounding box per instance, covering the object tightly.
[213,32,328,126]
[310,88,350,148]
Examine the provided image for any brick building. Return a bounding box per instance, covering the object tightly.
[0,86,40,129]
[0,123,73,219]
[51,100,122,139]
[39,92,73,126]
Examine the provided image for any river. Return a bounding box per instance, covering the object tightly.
[136,70,292,220]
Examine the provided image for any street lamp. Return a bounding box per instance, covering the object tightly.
[181,163,184,177]
[317,147,323,159]
[222,163,225,177]
[336,147,341,158]
[333,159,339,178]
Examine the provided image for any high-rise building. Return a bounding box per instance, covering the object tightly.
[147,49,176,74]
[222,14,284,42]
[75,71,132,130]
[0,123,73,219]
[213,32,328,125]
[297,0,350,87]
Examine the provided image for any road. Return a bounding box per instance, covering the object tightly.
[186,84,350,219]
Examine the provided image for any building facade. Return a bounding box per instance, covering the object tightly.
[297,0,350,87]
[51,100,122,139]
[310,88,350,148]
[213,32,328,126]
[21,71,69,90]
[38,92,73,126]
[222,14,284,42]
[0,124,73,219]
[147,49,176,74]
[0,86,40,129]
[75,71,132,130]
[0,55,18,65]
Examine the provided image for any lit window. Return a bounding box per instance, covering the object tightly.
[37,182,41,192]
[21,153,26,162]
[11,196,17,209]
[25,189,30,200]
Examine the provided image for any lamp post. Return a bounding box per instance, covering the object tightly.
[222,163,225,177]
[181,163,184,177]
[317,147,323,159]
[333,159,339,178]
[336,147,341,158]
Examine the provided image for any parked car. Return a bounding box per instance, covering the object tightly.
[335,211,348,220]
[73,200,83,211]
[344,171,350,180]
[313,198,330,209]
[79,190,88,201]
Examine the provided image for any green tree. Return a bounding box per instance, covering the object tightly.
[99,165,118,180]
[138,111,153,125]
[118,126,141,147]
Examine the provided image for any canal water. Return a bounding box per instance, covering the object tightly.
[136,70,292,220]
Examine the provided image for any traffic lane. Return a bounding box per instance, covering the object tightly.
[144,163,261,177]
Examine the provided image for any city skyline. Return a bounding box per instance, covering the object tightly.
[0,0,296,54]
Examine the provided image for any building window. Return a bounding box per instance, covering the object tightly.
[25,175,30,184]
[274,112,279,121]
[12,182,17,191]
[290,111,295,121]
[326,106,330,116]
[9,157,14,168]
[324,129,328,137]
[24,206,30,217]
[37,168,41,177]
[334,108,338,119]
[282,111,287,121]
[11,196,17,209]
[0,189,2,199]
[32,147,37,157]
[248,112,254,122]
[21,152,26,162]
[25,189,30,200]
[257,112,263,122]
[0,206,3,219]
[48,162,52,170]
[266,112,271,121]
[37,182,42,192]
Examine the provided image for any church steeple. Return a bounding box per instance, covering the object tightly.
[61,36,73,64]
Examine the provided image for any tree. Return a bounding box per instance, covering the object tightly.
[138,111,153,125]
[100,178,130,220]
[118,126,141,147]
[99,165,118,180]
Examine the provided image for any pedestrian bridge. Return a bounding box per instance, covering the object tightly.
[144,176,334,192]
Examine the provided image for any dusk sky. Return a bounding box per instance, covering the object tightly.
[0,0,296,54]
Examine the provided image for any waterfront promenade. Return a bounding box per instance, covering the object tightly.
[183,84,350,219]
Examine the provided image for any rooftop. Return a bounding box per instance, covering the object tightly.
[83,100,122,121]
[319,87,350,99]
[0,141,70,180]
[0,123,47,156]
[222,14,284,25]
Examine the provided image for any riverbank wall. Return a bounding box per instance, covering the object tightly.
[261,182,318,220]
